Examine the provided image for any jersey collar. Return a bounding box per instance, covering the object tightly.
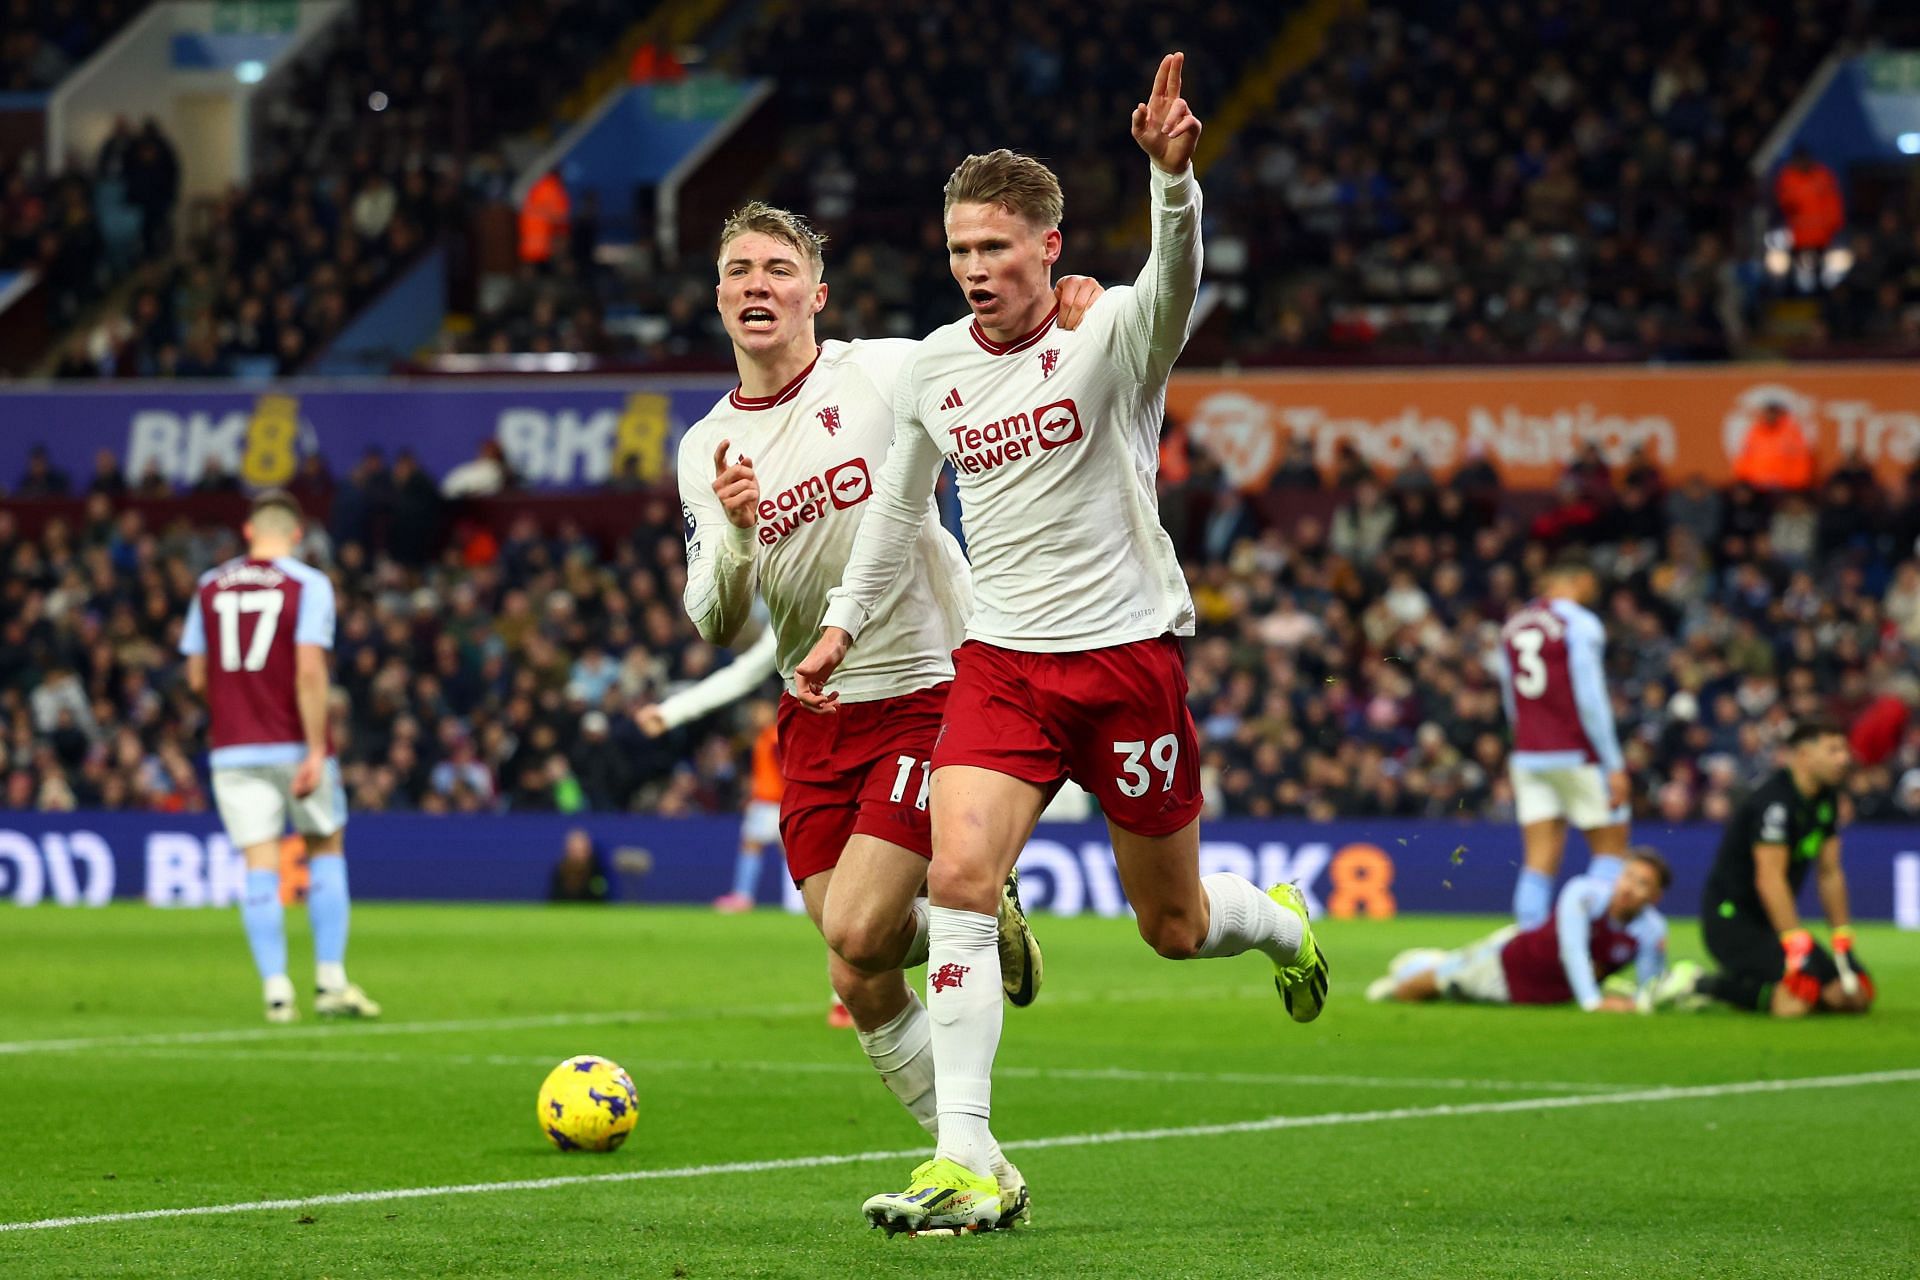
[969,305,1059,356]
[729,347,822,411]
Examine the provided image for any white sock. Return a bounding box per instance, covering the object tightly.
[1195,874,1302,965]
[856,992,939,1137]
[315,962,348,993]
[902,899,930,969]
[850,990,1011,1176]
[927,905,1002,1178]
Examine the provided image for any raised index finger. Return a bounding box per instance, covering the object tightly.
[713,440,731,473]
[1149,53,1173,105]
[1164,52,1183,105]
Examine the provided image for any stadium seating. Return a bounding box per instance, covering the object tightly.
[43,0,657,378]
[37,1,1919,370]
[1,0,153,92]
[5,447,1918,825]
[454,0,1286,360]
[446,1,1920,367]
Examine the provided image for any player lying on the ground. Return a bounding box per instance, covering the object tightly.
[795,53,1327,1236]
[179,490,379,1023]
[674,200,1106,1227]
[1650,720,1874,1017]
[1496,550,1631,928]
[1368,849,1670,1011]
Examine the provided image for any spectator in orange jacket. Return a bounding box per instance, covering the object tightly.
[518,173,570,265]
[1774,147,1844,252]
[1733,401,1816,493]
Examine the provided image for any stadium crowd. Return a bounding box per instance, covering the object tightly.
[460,0,1920,367]
[2,0,148,92]
[1204,0,1894,362]
[6,439,1920,827]
[43,0,649,379]
[24,0,1920,372]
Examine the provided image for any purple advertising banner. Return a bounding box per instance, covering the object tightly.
[0,379,736,493]
[1,813,1915,927]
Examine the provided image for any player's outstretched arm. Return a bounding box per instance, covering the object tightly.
[641,626,780,736]
[1108,51,1205,385]
[680,436,760,647]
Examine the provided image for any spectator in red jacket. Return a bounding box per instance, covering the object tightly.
[1775,147,1845,252]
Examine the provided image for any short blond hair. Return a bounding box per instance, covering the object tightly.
[943,150,1064,229]
[717,201,826,280]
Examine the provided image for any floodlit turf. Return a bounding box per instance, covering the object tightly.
[1,905,1915,1279]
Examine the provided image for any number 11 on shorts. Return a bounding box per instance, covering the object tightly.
[1114,734,1179,798]
[889,756,931,810]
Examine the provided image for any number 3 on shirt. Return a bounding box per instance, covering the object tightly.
[1114,734,1179,798]
[1510,627,1548,699]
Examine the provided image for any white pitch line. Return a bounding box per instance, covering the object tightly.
[4,1068,1915,1234]
[0,1004,808,1056]
[0,985,1255,1058]
[109,1045,1636,1094]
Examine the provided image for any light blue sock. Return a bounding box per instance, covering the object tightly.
[242,869,287,981]
[731,848,764,901]
[1514,868,1554,929]
[1586,854,1625,885]
[308,855,350,971]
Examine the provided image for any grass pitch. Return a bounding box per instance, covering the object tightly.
[1,904,1915,1278]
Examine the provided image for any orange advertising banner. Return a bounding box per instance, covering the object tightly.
[1165,363,1920,490]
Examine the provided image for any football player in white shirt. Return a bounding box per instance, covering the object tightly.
[675,202,1103,1228]
[795,54,1329,1234]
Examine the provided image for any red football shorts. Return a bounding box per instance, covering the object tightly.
[776,682,946,885]
[932,635,1203,838]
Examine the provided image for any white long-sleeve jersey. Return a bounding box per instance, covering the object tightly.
[822,164,1201,653]
[678,339,971,704]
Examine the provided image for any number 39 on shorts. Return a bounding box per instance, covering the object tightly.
[1113,734,1179,798]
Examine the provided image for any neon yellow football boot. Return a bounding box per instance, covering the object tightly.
[1268,883,1329,1023]
[862,1157,1001,1235]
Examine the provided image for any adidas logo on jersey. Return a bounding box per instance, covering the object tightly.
[939,388,965,411]
[754,457,874,547]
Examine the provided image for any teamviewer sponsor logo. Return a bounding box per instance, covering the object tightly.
[1033,399,1082,449]
[756,459,872,546]
[945,398,1083,475]
[825,457,872,508]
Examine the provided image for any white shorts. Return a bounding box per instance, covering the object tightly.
[741,799,782,847]
[1436,926,1519,1004]
[211,760,348,849]
[1510,762,1627,829]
